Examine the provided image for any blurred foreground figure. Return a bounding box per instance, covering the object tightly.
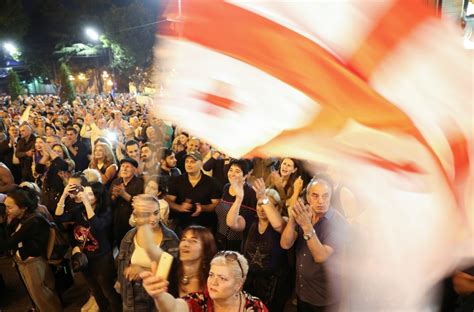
[153,0,473,310]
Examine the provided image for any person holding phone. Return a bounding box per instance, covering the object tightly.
[116,194,179,312]
[55,180,121,312]
[140,250,268,312]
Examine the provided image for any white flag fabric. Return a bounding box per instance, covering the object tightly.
[153,0,473,309]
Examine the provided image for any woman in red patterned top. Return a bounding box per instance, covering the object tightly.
[140,250,268,312]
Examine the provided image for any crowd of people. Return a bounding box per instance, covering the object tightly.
[0,94,470,312]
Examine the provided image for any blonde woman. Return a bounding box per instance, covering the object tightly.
[140,251,268,312]
[116,194,179,312]
[88,142,118,186]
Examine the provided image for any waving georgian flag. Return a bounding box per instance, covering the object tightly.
[153,0,473,309]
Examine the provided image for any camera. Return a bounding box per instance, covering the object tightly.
[69,185,84,195]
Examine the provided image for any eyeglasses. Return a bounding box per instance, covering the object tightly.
[215,251,244,278]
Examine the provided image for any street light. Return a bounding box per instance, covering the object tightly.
[83,27,115,93]
[85,27,100,42]
[3,42,18,55]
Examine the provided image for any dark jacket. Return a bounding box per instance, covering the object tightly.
[36,157,69,213]
[0,213,50,260]
[15,134,36,181]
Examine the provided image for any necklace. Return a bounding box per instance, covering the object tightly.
[181,272,198,285]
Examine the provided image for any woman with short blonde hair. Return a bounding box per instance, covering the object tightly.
[140,250,268,312]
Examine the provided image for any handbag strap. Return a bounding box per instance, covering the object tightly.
[80,227,91,251]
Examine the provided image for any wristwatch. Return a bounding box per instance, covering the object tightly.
[303,228,316,241]
[257,197,270,206]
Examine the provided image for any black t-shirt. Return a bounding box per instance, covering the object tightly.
[109,175,144,244]
[215,183,257,241]
[243,222,287,274]
[159,167,181,191]
[168,173,222,230]
[175,150,187,174]
[69,139,91,172]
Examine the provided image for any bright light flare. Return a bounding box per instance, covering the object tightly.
[85,27,100,41]
[3,42,18,55]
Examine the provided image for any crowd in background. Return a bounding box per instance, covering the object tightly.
[0,94,471,312]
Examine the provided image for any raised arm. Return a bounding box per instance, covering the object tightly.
[136,223,163,262]
[280,213,298,249]
[140,268,189,312]
[292,199,333,263]
[286,176,303,214]
[226,180,246,232]
[55,184,73,216]
[254,179,286,233]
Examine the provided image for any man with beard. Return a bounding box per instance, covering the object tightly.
[140,143,159,176]
[64,127,90,172]
[158,148,181,189]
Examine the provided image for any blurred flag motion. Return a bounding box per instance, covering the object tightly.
[153,0,473,309]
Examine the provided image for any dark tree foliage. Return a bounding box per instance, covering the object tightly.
[103,0,161,69]
[7,70,25,99]
[0,0,29,39]
[58,63,76,103]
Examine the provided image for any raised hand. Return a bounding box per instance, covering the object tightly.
[270,170,283,188]
[252,178,266,200]
[230,176,244,200]
[293,176,304,192]
[140,261,169,299]
[292,198,312,230]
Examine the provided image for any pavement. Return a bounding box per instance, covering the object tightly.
[0,256,89,312]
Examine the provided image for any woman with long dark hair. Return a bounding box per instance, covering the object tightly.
[36,142,74,213]
[55,179,121,312]
[266,158,304,215]
[32,136,46,187]
[0,186,62,311]
[176,225,217,296]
